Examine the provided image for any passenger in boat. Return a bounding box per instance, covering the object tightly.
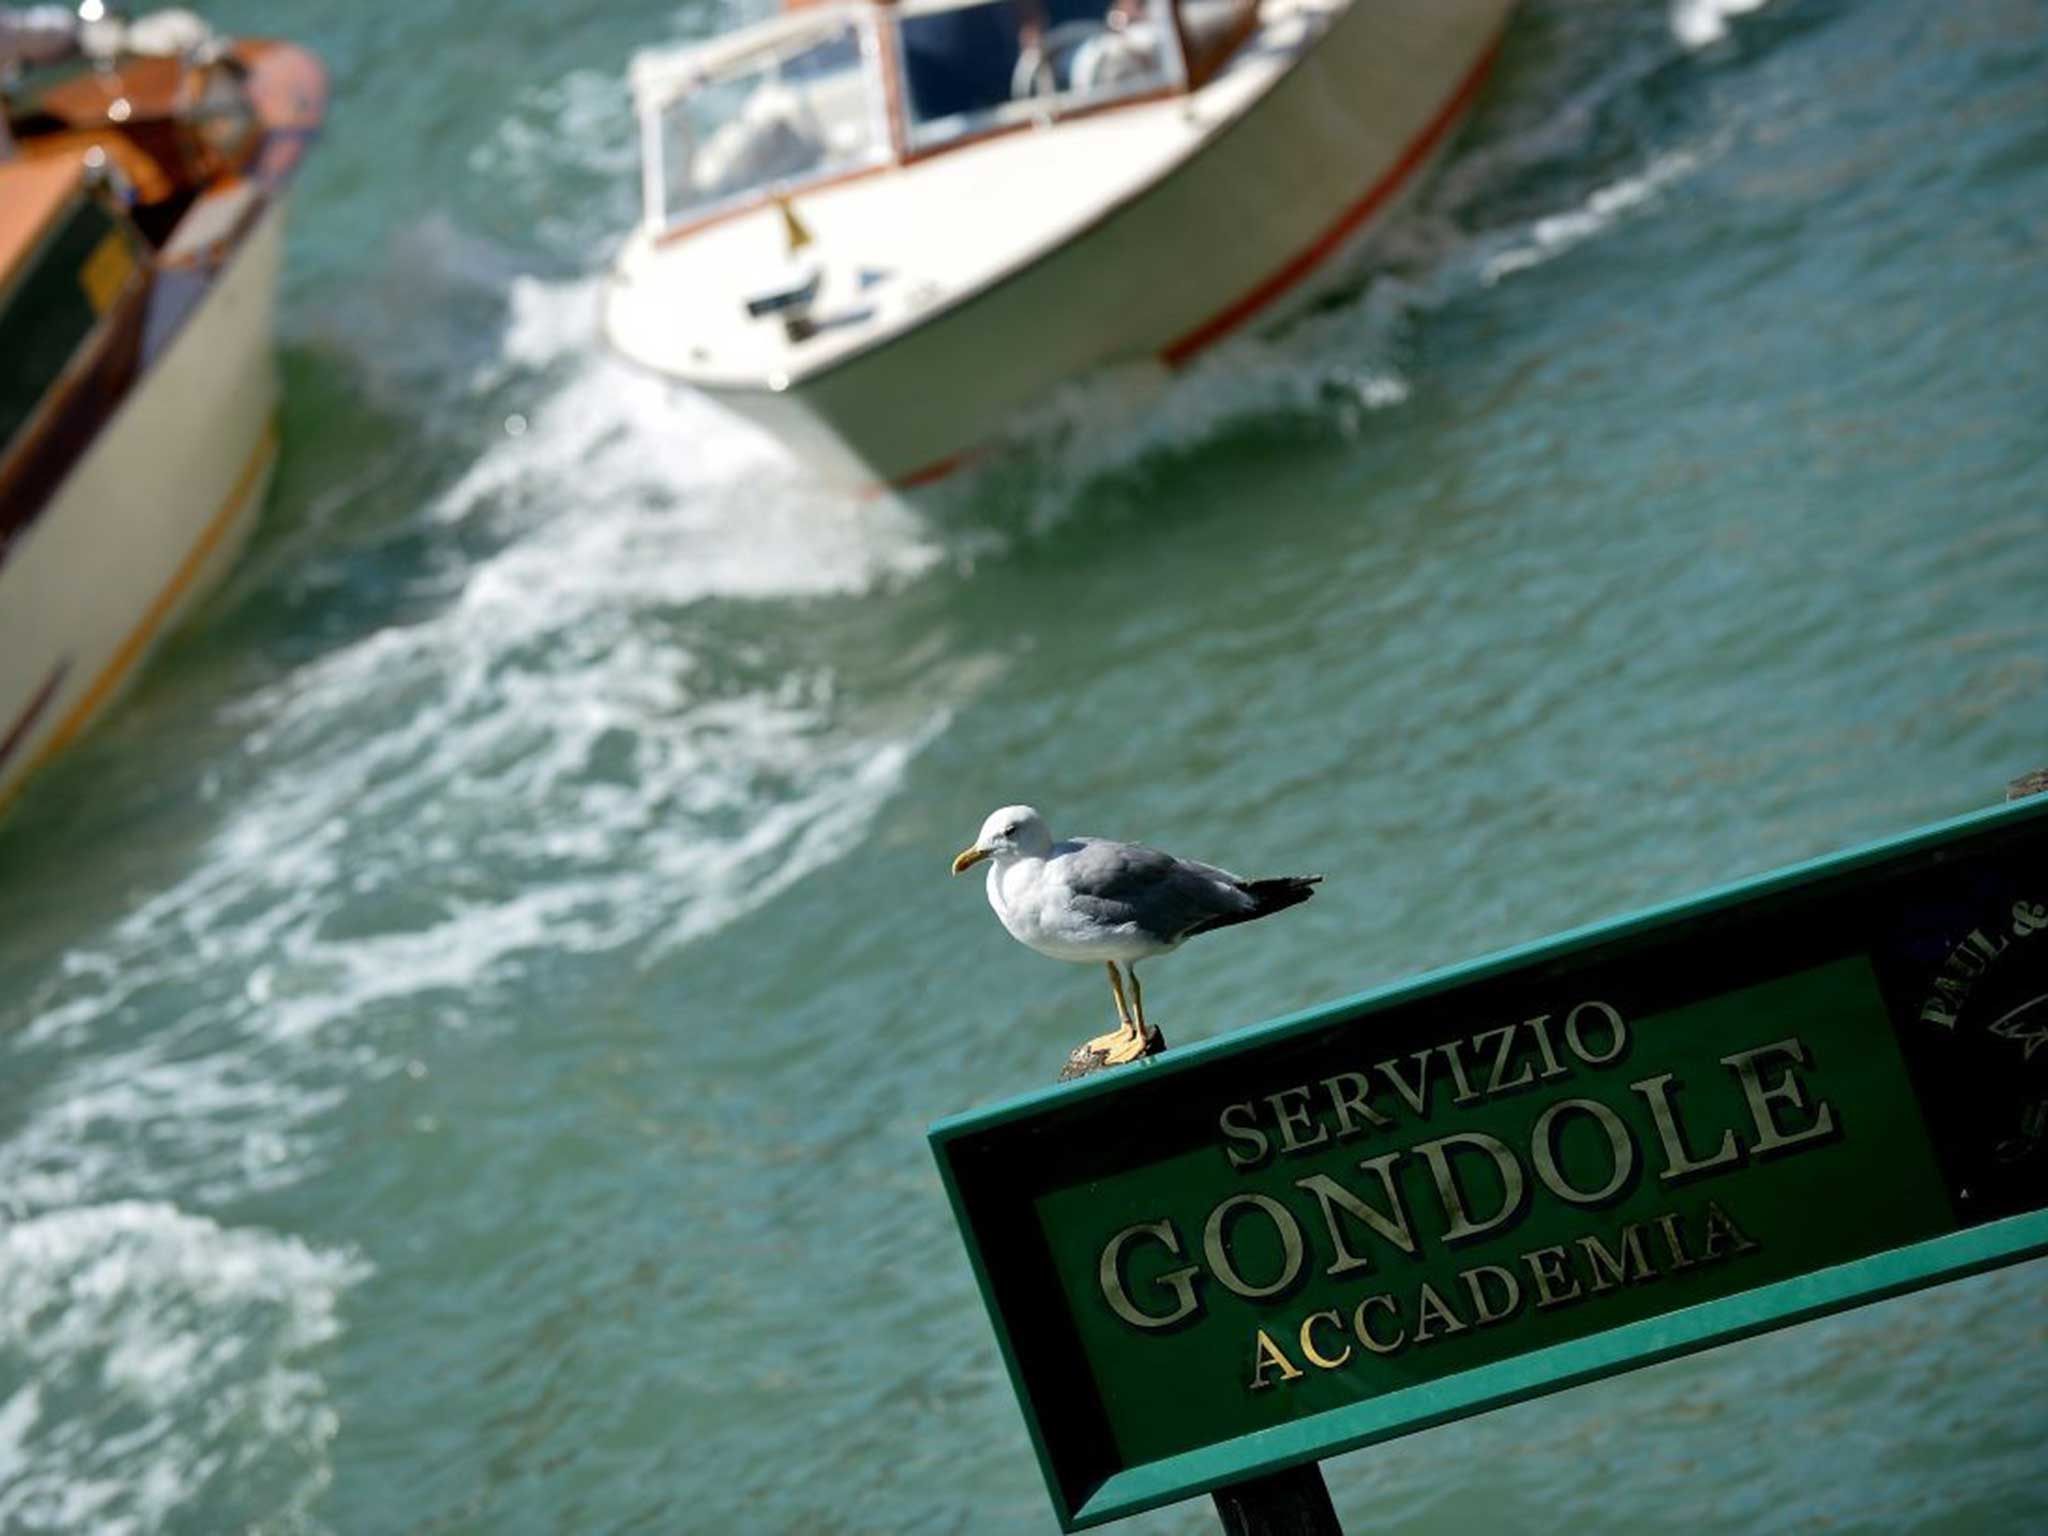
[900,0,1033,122]
[1065,0,1161,94]
[901,0,1158,124]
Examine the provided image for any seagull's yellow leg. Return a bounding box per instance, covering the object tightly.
[1086,963,1138,1056]
[1099,963,1152,1065]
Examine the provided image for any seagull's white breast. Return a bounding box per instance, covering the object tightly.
[984,854,1168,964]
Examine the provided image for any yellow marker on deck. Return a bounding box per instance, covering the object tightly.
[775,195,813,256]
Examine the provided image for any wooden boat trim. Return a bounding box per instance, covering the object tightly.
[0,421,280,821]
[0,39,328,559]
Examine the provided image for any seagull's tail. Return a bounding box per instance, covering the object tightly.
[1189,875,1323,938]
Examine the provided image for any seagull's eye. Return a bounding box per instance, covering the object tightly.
[1003,822,1020,837]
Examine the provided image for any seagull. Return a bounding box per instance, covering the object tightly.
[951,805,1321,1064]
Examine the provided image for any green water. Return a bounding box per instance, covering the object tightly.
[3,0,2046,1530]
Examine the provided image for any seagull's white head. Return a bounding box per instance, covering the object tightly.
[952,804,1052,874]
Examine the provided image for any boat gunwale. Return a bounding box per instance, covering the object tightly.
[0,37,327,566]
[637,0,1253,250]
[616,0,1354,395]
[645,78,1182,250]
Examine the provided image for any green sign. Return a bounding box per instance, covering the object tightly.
[929,797,2048,1530]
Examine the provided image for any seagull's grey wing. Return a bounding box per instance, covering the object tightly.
[1056,837,1256,945]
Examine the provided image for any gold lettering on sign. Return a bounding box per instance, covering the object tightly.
[1323,1071,1392,1136]
[1415,1132,1527,1244]
[1577,1226,1656,1293]
[1698,1200,1760,1260]
[1530,1097,1636,1205]
[1204,1194,1306,1300]
[1526,1013,1570,1079]
[1246,1329,1303,1391]
[1656,1211,1698,1270]
[1473,1022,1536,1095]
[1722,1038,1837,1157]
[1353,1294,1405,1355]
[1247,1199,1767,1382]
[1298,1310,1351,1370]
[1218,1102,1270,1169]
[1521,1245,1584,1310]
[1379,1052,1438,1117]
[1098,1221,1204,1330]
[1564,1000,1629,1065]
[1295,1157,1417,1276]
[1106,1020,1849,1335]
[1206,999,1632,1164]
[1917,927,2016,1028]
[1632,1072,1742,1183]
[1412,1282,1468,1342]
[1269,1086,1330,1155]
[1094,1002,1858,1403]
[1460,1264,1521,1327]
[1440,1037,1482,1105]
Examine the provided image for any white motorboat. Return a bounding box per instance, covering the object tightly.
[603,0,1517,491]
[0,18,326,815]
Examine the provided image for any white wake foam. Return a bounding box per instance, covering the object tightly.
[7,265,978,1211]
[0,1203,366,1535]
[914,4,1733,505]
[1670,0,1775,51]
[1477,148,1705,286]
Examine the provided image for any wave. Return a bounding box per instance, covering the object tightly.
[0,1202,366,1535]
[930,0,1790,507]
[1669,0,1776,52]
[1,267,980,1222]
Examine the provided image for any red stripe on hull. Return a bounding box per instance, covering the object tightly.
[864,25,1507,493]
[875,447,982,496]
[1159,32,1505,369]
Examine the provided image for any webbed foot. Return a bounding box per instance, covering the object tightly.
[1099,1026,1154,1066]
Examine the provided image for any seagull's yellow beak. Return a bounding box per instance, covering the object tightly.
[952,844,990,875]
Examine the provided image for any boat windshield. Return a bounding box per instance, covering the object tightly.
[895,0,1185,151]
[636,11,888,227]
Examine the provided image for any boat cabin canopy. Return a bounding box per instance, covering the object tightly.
[630,0,1258,232]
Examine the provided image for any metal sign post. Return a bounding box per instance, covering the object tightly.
[932,791,2048,1532]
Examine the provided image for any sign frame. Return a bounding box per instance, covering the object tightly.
[928,795,2048,1530]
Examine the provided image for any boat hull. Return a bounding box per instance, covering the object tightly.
[0,198,288,814]
[673,0,1514,489]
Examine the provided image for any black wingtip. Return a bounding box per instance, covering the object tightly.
[1186,874,1321,938]
[1246,875,1321,910]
